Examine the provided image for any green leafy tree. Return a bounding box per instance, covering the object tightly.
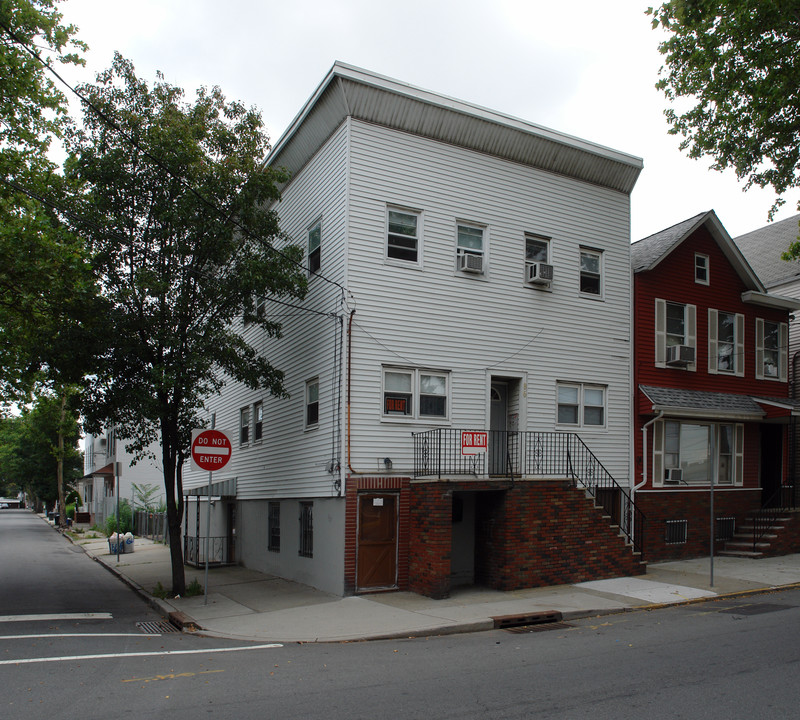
[132,482,161,512]
[66,55,307,594]
[649,1,800,233]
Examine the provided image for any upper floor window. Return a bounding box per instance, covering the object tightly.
[308,220,321,275]
[655,299,697,370]
[239,407,250,445]
[756,318,788,380]
[556,382,606,428]
[695,253,709,284]
[305,378,319,428]
[708,309,744,375]
[456,223,485,274]
[579,248,602,296]
[383,367,448,420]
[253,401,263,441]
[525,234,552,286]
[387,208,420,263]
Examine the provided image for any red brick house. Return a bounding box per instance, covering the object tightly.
[632,211,800,561]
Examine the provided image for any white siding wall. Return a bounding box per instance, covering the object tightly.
[183,122,350,500]
[345,121,633,484]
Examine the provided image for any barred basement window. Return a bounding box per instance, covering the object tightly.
[665,519,688,545]
[268,502,280,552]
[715,516,736,542]
[299,502,313,558]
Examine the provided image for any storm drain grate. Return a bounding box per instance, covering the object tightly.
[493,611,563,630]
[504,621,574,634]
[136,620,179,634]
[719,603,794,616]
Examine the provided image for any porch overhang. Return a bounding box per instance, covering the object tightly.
[639,385,766,422]
[185,477,237,498]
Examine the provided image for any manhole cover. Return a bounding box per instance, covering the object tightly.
[136,620,179,634]
[719,603,794,616]
[505,621,573,634]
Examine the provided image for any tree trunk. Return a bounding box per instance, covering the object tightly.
[161,421,186,596]
[56,391,67,529]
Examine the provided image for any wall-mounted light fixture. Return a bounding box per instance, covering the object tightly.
[383,457,392,470]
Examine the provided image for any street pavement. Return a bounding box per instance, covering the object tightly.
[59,515,800,644]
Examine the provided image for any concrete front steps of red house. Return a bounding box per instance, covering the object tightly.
[718,514,793,558]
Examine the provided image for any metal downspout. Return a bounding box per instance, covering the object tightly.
[632,410,664,544]
[347,309,356,476]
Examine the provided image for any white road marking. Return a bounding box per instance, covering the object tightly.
[0,643,283,665]
[0,633,147,640]
[0,613,113,622]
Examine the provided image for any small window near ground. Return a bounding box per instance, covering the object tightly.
[695,253,709,284]
[268,502,280,552]
[579,249,602,295]
[239,407,250,445]
[306,379,319,428]
[387,209,420,263]
[308,220,321,275]
[299,502,313,558]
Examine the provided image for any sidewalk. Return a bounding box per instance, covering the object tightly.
[71,530,800,643]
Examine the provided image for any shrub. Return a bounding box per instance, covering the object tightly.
[104,499,133,536]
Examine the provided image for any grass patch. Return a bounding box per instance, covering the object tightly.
[185,578,203,597]
[152,582,168,599]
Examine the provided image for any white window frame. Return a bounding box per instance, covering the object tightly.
[455,222,486,274]
[708,309,744,376]
[307,219,321,275]
[305,378,319,429]
[655,298,697,370]
[253,401,263,442]
[695,253,709,285]
[653,420,743,487]
[579,248,603,297]
[386,206,422,266]
[382,366,449,422]
[756,318,788,381]
[239,407,250,446]
[556,382,606,429]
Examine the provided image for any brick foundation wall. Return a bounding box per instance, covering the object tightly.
[635,489,761,561]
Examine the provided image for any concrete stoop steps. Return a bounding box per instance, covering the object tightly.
[719,515,792,558]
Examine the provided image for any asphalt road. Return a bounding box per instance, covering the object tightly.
[2,509,799,719]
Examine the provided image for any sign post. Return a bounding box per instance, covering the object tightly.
[191,428,232,605]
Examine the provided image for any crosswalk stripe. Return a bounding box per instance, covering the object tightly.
[0,613,113,622]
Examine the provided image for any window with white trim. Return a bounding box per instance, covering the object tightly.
[382,367,448,420]
[655,420,743,486]
[239,407,250,445]
[756,318,788,380]
[253,401,263,441]
[308,220,321,275]
[579,248,602,296]
[655,299,697,369]
[708,309,744,375]
[556,383,606,427]
[456,223,485,274]
[387,208,420,263]
[305,378,319,428]
[695,253,709,284]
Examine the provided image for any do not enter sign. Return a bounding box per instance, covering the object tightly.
[191,429,232,472]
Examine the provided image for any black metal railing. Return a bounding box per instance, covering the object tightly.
[183,535,231,567]
[751,485,797,552]
[412,428,645,556]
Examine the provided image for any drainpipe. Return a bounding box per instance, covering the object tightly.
[632,410,664,543]
[347,309,356,476]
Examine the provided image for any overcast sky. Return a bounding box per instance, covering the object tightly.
[60,0,800,243]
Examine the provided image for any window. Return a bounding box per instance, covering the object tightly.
[306,379,319,428]
[556,383,605,427]
[299,502,313,558]
[657,421,743,486]
[695,254,709,284]
[579,249,602,295]
[308,220,321,275]
[456,223,485,273]
[239,407,250,445]
[387,208,420,263]
[383,367,448,420]
[756,318,787,380]
[84,483,94,505]
[253,402,263,441]
[708,309,744,375]
[655,299,697,368]
[526,235,549,264]
[268,502,280,552]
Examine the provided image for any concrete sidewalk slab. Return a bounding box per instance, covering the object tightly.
[575,577,716,603]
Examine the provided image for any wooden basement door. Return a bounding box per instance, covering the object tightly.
[357,493,398,590]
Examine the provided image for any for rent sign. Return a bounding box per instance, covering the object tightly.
[461,430,488,455]
[191,429,232,472]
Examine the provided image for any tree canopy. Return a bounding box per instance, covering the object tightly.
[649,1,800,220]
[66,54,307,593]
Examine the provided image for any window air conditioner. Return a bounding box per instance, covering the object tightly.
[664,467,683,485]
[666,344,694,366]
[527,262,554,285]
[458,252,483,273]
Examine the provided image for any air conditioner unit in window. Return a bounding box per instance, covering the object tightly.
[664,467,683,485]
[527,262,554,285]
[666,344,694,366]
[458,252,483,273]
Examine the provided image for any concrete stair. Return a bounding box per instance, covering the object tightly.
[718,515,791,558]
